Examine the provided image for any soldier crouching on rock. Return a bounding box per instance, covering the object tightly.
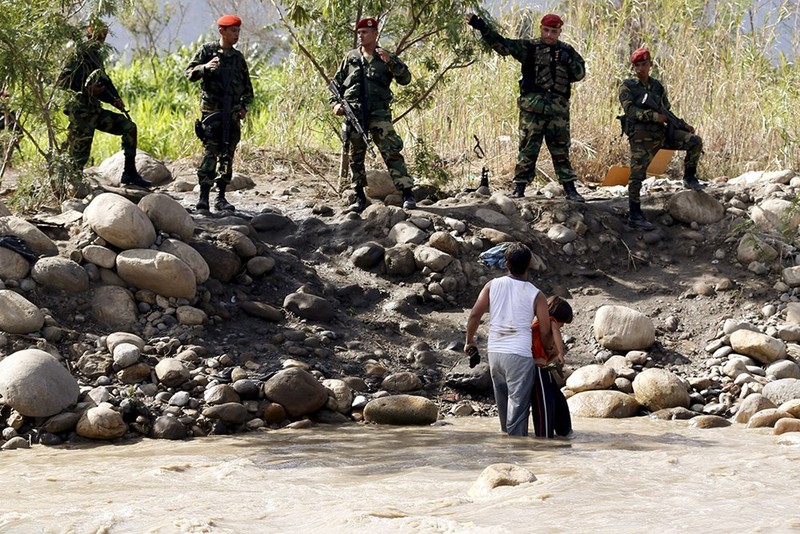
[56,21,152,189]
[185,14,254,212]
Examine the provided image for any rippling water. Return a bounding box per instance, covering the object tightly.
[1,417,799,533]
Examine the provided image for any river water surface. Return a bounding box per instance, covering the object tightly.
[1,417,798,533]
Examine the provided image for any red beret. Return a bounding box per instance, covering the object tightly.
[217,15,242,27]
[355,18,378,30]
[540,14,563,28]
[631,47,651,64]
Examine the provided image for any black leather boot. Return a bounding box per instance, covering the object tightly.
[196,184,211,211]
[511,182,526,198]
[683,165,704,190]
[120,154,152,188]
[627,200,655,231]
[563,180,586,202]
[214,181,235,211]
[402,187,416,209]
[347,186,368,213]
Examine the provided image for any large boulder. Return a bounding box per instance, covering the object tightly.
[263,367,328,418]
[138,192,194,240]
[82,193,156,250]
[593,305,655,350]
[363,394,439,425]
[729,330,786,365]
[0,349,80,417]
[0,216,59,257]
[31,256,89,292]
[632,368,690,410]
[0,290,44,334]
[762,378,800,406]
[388,221,427,245]
[567,390,640,418]
[666,191,725,224]
[76,406,128,439]
[116,249,196,299]
[97,150,171,187]
[158,238,210,284]
[565,364,617,393]
[750,198,800,234]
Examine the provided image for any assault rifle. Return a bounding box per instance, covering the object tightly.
[640,92,691,143]
[85,68,131,120]
[328,80,376,159]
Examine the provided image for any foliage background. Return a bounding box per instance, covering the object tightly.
[2,0,799,204]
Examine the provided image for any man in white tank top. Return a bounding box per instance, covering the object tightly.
[465,243,554,436]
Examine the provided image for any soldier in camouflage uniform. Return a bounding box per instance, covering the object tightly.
[57,22,151,188]
[620,47,703,231]
[330,17,415,212]
[185,15,254,211]
[467,13,586,202]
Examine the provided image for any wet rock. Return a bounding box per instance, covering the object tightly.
[774,418,800,435]
[649,407,697,420]
[469,463,536,497]
[689,415,731,429]
[263,402,287,424]
[202,402,249,424]
[0,349,80,417]
[363,394,439,425]
[746,408,792,428]
[633,368,690,410]
[565,364,616,393]
[151,415,187,440]
[76,406,128,439]
[1,436,31,450]
[263,367,328,418]
[566,390,640,418]
[735,393,777,424]
[43,412,81,433]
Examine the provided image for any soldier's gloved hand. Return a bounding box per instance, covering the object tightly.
[467,14,487,32]
[556,48,572,64]
[466,345,481,368]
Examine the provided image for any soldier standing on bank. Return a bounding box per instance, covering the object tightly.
[57,21,151,188]
[330,17,416,213]
[619,47,704,231]
[185,15,254,212]
[466,12,586,202]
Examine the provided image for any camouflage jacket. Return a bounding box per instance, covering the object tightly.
[330,48,411,115]
[185,43,254,113]
[477,26,585,102]
[57,41,120,109]
[619,76,670,136]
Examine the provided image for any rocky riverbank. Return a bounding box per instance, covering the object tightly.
[0,151,799,449]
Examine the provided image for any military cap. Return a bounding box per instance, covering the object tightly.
[356,18,378,30]
[540,14,563,28]
[217,15,242,27]
[631,47,651,64]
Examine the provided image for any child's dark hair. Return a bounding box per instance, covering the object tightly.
[504,243,532,276]
[547,295,573,324]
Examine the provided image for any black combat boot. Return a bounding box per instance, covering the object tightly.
[196,184,211,211]
[627,200,655,231]
[214,181,235,211]
[120,154,152,188]
[683,165,704,191]
[511,182,526,198]
[402,187,416,210]
[347,186,368,213]
[563,180,586,202]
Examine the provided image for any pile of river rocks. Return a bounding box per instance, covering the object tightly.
[1,153,800,449]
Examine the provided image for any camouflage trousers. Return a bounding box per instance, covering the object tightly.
[65,104,137,170]
[348,109,413,190]
[628,129,703,203]
[515,103,578,185]
[196,111,242,187]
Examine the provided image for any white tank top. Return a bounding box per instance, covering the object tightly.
[487,276,540,356]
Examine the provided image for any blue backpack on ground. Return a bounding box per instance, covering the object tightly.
[478,242,511,270]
